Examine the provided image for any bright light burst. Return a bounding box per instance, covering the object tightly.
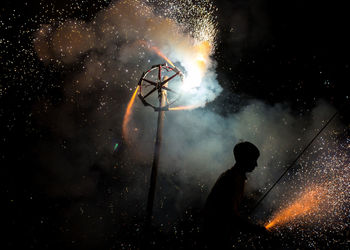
[147,0,218,93]
[181,41,212,91]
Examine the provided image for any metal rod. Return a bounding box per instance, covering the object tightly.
[250,111,338,214]
[145,87,167,230]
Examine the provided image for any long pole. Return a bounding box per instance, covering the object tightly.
[145,87,167,230]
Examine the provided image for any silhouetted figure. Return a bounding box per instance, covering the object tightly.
[203,141,266,249]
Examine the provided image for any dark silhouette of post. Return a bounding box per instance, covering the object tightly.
[145,86,167,230]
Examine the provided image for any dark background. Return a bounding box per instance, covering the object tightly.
[1,0,349,249]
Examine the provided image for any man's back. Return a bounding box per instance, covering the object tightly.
[204,166,246,222]
[202,166,247,248]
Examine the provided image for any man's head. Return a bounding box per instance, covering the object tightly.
[233,141,260,172]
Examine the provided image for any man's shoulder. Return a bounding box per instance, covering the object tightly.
[223,166,239,176]
[217,167,238,182]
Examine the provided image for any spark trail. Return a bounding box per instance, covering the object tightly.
[122,86,140,144]
[140,40,175,67]
[149,45,175,68]
[265,185,326,230]
[264,130,350,236]
[168,105,200,111]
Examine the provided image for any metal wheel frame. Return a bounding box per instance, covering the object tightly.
[138,64,183,111]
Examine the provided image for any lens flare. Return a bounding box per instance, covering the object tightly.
[122,86,140,144]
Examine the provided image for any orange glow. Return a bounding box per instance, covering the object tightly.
[194,40,211,71]
[168,105,200,111]
[122,86,139,144]
[265,185,326,230]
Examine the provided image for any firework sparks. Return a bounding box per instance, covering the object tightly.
[140,0,218,99]
[141,39,213,93]
[261,127,350,247]
[265,185,327,230]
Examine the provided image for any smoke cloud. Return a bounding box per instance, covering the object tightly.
[127,99,337,222]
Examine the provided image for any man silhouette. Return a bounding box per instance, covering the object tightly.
[203,141,266,249]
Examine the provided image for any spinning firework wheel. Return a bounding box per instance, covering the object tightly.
[138,63,183,111]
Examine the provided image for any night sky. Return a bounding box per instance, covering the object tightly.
[2,0,349,249]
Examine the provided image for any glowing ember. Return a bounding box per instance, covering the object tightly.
[265,185,326,230]
[122,86,140,144]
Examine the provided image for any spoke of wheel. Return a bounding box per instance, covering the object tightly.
[161,72,179,85]
[143,87,157,99]
[142,78,157,86]
[158,65,162,81]
[162,86,178,94]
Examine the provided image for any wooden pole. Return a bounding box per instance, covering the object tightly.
[145,86,167,230]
